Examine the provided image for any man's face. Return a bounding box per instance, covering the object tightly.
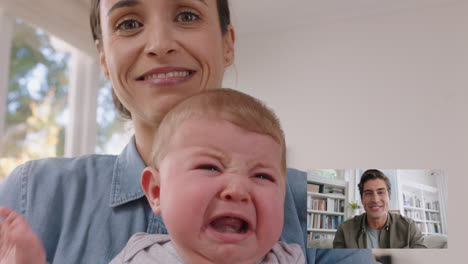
[149,118,285,263]
[362,179,391,222]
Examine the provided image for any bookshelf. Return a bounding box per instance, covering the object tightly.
[400,181,444,235]
[307,175,348,246]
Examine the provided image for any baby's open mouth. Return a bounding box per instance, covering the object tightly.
[210,216,249,234]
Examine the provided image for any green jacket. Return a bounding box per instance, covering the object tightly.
[333,212,427,248]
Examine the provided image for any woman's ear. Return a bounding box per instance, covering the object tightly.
[141,167,162,214]
[223,25,235,67]
[95,40,110,79]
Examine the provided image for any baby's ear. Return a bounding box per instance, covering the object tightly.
[141,167,161,214]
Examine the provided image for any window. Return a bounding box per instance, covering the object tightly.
[311,169,338,179]
[95,77,133,155]
[0,19,70,181]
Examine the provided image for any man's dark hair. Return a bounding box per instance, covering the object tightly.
[358,169,391,199]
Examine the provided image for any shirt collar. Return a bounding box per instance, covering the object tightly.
[362,212,392,231]
[384,212,392,231]
[110,136,146,207]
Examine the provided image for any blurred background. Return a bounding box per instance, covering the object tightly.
[0,0,466,262]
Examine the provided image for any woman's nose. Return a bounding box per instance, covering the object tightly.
[219,180,250,203]
[144,23,177,57]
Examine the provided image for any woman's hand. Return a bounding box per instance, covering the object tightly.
[0,207,46,264]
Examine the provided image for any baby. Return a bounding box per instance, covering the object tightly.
[0,89,304,264]
[110,89,304,263]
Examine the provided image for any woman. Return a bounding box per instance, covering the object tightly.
[0,0,375,263]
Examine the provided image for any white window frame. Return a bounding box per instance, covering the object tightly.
[0,8,102,158]
[64,49,100,157]
[0,9,13,154]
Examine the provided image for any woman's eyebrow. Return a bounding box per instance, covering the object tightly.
[107,0,141,17]
[107,0,208,17]
[194,0,208,6]
[175,0,208,6]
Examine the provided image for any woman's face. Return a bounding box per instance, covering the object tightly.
[97,0,234,125]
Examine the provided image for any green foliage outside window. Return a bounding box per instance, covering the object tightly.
[1,20,130,182]
[0,20,69,180]
[316,169,337,179]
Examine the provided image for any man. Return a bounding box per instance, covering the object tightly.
[333,169,427,248]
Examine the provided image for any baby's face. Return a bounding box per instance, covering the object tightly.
[158,118,285,263]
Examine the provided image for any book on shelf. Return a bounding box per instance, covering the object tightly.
[403,192,422,208]
[307,213,344,230]
[416,222,426,233]
[307,183,322,193]
[403,209,422,220]
[338,199,344,212]
[329,199,345,212]
[425,211,440,221]
[308,197,344,213]
[327,198,334,212]
[426,222,442,234]
[425,201,440,211]
[308,198,326,211]
[415,221,442,234]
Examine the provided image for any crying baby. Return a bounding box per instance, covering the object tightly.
[110,89,304,264]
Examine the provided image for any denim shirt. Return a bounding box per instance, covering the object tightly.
[0,137,375,264]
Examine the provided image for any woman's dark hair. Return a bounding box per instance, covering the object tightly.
[358,169,392,199]
[89,0,231,119]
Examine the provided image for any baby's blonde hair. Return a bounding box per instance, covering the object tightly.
[151,88,287,177]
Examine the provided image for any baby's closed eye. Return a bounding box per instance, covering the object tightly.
[253,173,275,182]
[196,164,220,171]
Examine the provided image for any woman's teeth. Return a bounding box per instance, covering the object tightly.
[143,71,189,80]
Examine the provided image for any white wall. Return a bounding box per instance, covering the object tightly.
[225,1,467,263]
[226,1,467,170]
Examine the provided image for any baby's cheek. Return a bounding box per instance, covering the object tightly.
[264,186,286,218]
[258,191,284,237]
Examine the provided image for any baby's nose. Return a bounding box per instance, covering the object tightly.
[219,180,250,203]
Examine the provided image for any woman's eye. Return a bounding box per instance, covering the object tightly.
[197,165,219,171]
[176,11,200,23]
[116,19,142,31]
[255,173,275,182]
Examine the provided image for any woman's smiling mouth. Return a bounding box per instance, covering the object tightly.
[142,71,191,80]
[136,67,196,85]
